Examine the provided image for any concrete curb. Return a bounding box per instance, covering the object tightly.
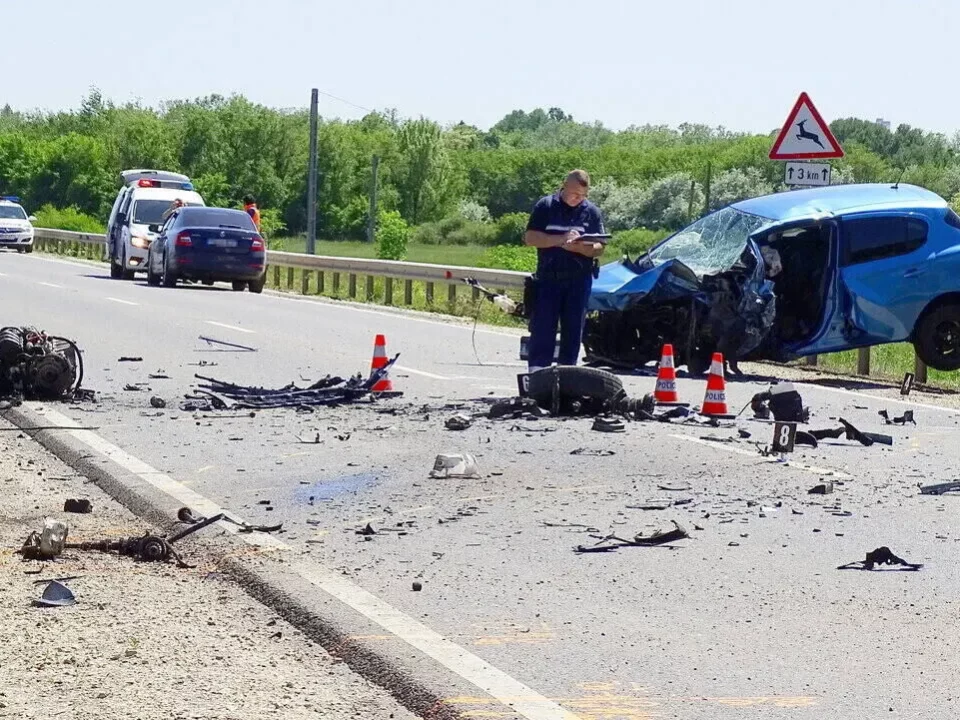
[0,402,493,720]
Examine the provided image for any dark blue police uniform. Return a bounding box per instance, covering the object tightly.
[525,192,605,370]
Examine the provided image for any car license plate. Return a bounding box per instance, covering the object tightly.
[209,237,238,248]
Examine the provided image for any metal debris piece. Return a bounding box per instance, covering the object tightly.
[809,420,892,447]
[190,354,400,410]
[919,481,960,496]
[445,413,473,431]
[63,499,92,514]
[658,482,692,492]
[808,482,834,495]
[880,409,916,425]
[837,546,923,571]
[795,430,818,448]
[356,523,377,536]
[592,416,625,433]
[575,521,690,553]
[197,335,258,352]
[571,448,616,457]
[118,356,142,363]
[489,397,543,420]
[430,453,480,479]
[33,580,76,608]
[150,396,166,409]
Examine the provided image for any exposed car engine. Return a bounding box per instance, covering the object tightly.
[0,326,84,401]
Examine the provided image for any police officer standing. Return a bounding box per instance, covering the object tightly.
[523,169,606,372]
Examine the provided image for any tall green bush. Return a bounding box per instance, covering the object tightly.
[375,210,409,260]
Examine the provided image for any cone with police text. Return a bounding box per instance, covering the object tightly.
[654,344,688,406]
[369,334,393,393]
[700,352,734,418]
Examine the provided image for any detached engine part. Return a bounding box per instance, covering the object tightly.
[0,326,83,400]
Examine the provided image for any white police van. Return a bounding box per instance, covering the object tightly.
[106,170,205,279]
[0,196,36,253]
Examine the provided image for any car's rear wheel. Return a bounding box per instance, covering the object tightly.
[914,302,960,371]
[248,277,265,294]
[161,255,177,289]
[232,281,247,292]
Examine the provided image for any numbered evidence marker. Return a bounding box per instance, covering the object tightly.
[901,372,915,396]
[772,421,798,455]
[517,373,531,397]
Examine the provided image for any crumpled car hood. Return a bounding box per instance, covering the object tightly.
[588,258,702,312]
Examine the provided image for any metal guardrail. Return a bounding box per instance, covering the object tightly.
[30,227,932,386]
[32,227,526,306]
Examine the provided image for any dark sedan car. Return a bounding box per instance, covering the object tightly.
[145,207,266,292]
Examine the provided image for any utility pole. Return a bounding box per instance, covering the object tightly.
[306,88,319,255]
[702,161,712,215]
[367,155,379,244]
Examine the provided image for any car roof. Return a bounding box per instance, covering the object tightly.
[131,187,205,203]
[120,169,191,185]
[732,183,948,222]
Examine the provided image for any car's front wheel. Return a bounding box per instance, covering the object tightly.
[146,252,161,287]
[24,244,32,254]
[914,302,960,371]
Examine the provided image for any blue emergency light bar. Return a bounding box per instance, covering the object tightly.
[0,196,20,203]
[181,182,194,190]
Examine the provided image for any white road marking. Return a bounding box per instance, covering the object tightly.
[205,321,255,334]
[106,297,138,306]
[670,434,851,478]
[37,281,62,288]
[799,382,960,416]
[24,404,578,720]
[395,364,490,382]
[0,271,7,276]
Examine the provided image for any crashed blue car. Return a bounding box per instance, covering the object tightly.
[583,183,960,373]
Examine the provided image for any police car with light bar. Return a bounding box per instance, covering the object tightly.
[0,196,36,253]
[106,169,205,279]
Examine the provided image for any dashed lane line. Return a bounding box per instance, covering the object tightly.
[25,403,580,720]
[205,320,256,334]
[106,296,139,306]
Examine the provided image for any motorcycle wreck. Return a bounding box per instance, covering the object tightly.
[0,326,85,402]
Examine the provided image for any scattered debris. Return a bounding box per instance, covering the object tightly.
[627,499,692,510]
[489,397,544,420]
[592,416,625,433]
[795,430,818,448]
[0,327,85,402]
[919,481,960,496]
[837,546,923,571]
[808,481,834,495]
[189,355,400,410]
[19,518,69,560]
[430,453,480,479]
[63,499,92,514]
[750,382,809,422]
[879,409,916,425]
[575,521,690,553]
[149,373,171,380]
[356,523,377,536]
[570,448,615,457]
[124,384,144,392]
[33,580,76,608]
[118,356,142,363]
[198,335,258,352]
[809,419,893,447]
[445,413,473,431]
[150,396,167,409]
[658,482,691,492]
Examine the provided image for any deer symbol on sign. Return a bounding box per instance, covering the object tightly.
[795,120,826,150]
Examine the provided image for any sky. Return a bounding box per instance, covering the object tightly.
[6,0,959,135]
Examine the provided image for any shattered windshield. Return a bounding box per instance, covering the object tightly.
[648,207,769,277]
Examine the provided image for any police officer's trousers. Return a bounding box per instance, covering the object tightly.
[527,273,592,371]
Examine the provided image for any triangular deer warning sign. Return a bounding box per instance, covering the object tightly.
[769,92,844,160]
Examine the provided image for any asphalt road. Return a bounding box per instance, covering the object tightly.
[5,250,960,720]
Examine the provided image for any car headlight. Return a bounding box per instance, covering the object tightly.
[131,235,152,249]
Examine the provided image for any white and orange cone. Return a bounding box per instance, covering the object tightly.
[369,334,393,393]
[654,344,688,406]
[700,352,734,418]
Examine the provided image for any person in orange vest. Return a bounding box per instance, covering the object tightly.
[243,194,261,233]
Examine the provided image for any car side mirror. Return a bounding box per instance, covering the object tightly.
[147,224,161,234]
[27,215,37,223]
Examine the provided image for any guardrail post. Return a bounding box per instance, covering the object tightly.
[301,271,309,295]
[447,283,457,310]
[272,265,280,287]
[286,267,294,289]
[333,272,340,294]
[914,353,928,385]
[426,282,434,306]
[805,355,818,367]
[87,243,93,260]
[316,271,324,295]
[385,277,394,305]
[857,347,871,376]
[404,280,413,306]
[348,274,357,298]
[365,275,374,301]
[472,286,480,302]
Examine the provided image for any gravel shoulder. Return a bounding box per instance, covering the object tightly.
[0,416,416,720]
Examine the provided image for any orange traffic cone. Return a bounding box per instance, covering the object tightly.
[701,352,734,418]
[654,344,688,406]
[369,334,393,393]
